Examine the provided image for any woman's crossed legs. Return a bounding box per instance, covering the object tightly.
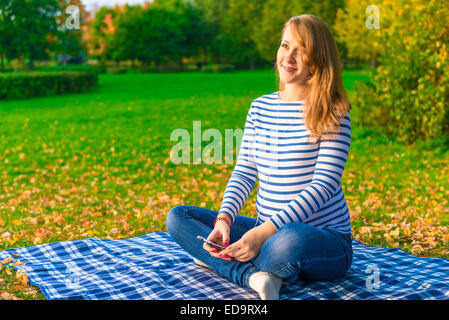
[166,205,352,290]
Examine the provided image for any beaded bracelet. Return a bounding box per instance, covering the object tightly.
[214,216,232,228]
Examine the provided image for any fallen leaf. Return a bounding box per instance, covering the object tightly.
[16,270,29,286]
[0,257,15,266]
[0,291,23,300]
[15,259,25,266]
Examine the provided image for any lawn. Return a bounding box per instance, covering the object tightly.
[0,69,448,300]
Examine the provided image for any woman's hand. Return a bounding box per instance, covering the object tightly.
[219,221,277,262]
[203,214,231,260]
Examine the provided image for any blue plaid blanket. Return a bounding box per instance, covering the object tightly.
[1,232,448,300]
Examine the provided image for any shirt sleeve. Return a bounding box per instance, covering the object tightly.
[218,103,258,224]
[269,111,351,230]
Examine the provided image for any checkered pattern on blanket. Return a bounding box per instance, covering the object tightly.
[1,232,448,300]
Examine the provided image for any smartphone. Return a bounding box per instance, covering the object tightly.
[197,236,226,250]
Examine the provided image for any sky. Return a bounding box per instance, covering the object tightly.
[82,0,152,12]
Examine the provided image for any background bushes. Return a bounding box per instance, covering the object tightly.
[347,0,449,144]
[0,71,98,100]
[38,64,106,74]
[200,64,235,73]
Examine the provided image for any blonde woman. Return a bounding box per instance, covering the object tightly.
[166,14,353,300]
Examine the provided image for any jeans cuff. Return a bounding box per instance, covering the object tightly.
[244,264,258,288]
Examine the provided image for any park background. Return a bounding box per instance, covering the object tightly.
[0,0,448,299]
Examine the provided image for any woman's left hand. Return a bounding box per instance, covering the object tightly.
[219,221,278,262]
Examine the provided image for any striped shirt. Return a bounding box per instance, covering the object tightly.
[218,91,352,234]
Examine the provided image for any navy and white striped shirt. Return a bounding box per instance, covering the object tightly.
[218,91,352,234]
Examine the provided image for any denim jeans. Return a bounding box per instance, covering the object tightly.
[166,205,353,288]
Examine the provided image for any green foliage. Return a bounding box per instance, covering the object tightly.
[108,5,146,63]
[0,71,98,100]
[193,0,230,63]
[251,0,296,62]
[217,0,265,68]
[137,7,186,65]
[103,1,207,66]
[0,0,60,70]
[105,66,129,74]
[90,6,116,62]
[351,0,449,144]
[333,0,383,66]
[251,0,344,62]
[200,64,235,73]
[56,0,89,58]
[38,64,106,74]
[152,0,208,60]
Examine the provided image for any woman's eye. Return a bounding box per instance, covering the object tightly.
[282,44,288,48]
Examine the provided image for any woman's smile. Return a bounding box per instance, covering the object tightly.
[281,64,297,72]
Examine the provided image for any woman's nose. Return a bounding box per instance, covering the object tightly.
[286,50,296,62]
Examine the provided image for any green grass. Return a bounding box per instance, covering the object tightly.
[0,69,448,299]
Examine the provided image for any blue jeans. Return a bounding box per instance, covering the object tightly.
[166,205,353,288]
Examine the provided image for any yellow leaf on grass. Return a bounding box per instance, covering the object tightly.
[15,259,25,266]
[0,291,23,300]
[86,230,95,237]
[390,228,400,238]
[411,244,424,254]
[0,257,15,265]
[16,270,29,286]
[359,226,371,235]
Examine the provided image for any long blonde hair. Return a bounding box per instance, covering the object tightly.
[275,14,351,143]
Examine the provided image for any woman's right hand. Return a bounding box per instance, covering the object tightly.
[203,216,231,260]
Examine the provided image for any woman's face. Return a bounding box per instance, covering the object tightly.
[276,24,310,85]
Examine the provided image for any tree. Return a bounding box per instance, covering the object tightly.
[56,0,89,61]
[108,5,145,66]
[90,6,116,63]
[219,0,267,69]
[251,0,345,64]
[0,0,60,70]
[350,0,449,144]
[0,1,16,70]
[138,7,186,65]
[192,0,230,64]
[251,0,297,63]
[300,0,344,29]
[333,0,416,67]
[151,0,208,65]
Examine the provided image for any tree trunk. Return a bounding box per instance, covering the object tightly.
[28,57,34,71]
[370,55,376,68]
[250,57,255,70]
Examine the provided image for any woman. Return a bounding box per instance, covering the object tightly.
[166,14,353,300]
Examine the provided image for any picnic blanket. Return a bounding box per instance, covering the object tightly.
[1,232,448,300]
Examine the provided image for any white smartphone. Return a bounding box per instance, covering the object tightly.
[196,236,226,250]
